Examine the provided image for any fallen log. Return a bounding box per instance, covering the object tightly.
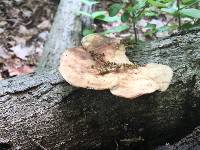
[156,125,200,150]
[0,29,200,149]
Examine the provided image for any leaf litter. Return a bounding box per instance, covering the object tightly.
[0,0,57,80]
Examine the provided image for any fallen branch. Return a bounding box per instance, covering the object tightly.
[0,29,200,149]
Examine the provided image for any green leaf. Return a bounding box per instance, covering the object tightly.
[180,8,200,18]
[147,0,167,8]
[82,28,94,36]
[145,23,156,30]
[78,11,92,18]
[101,25,129,34]
[182,0,200,5]
[121,11,130,22]
[161,7,178,15]
[181,22,200,30]
[135,0,147,9]
[130,0,147,15]
[160,0,174,2]
[109,3,123,17]
[80,0,99,5]
[96,15,121,23]
[144,30,155,36]
[144,11,158,17]
[91,11,106,19]
[79,11,120,23]
[144,23,157,36]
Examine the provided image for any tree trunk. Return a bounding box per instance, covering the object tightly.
[0,29,200,150]
[37,0,92,70]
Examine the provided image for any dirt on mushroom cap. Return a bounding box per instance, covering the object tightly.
[59,47,119,90]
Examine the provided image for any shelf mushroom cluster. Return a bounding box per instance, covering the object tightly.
[59,34,173,99]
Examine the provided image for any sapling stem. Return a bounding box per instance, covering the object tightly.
[133,22,138,43]
[177,0,181,29]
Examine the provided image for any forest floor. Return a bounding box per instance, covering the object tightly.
[0,0,57,80]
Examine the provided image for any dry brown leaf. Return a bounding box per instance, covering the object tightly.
[9,65,34,76]
[0,28,5,34]
[37,20,51,30]
[10,44,34,60]
[0,45,11,59]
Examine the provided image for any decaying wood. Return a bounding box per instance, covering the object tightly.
[0,29,200,149]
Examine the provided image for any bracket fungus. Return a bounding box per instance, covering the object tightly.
[59,34,173,99]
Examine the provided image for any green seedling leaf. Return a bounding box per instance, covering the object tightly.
[91,11,106,18]
[180,8,200,18]
[78,11,92,17]
[182,0,200,5]
[144,30,155,36]
[161,7,178,15]
[129,0,147,15]
[144,11,158,17]
[109,3,123,17]
[101,25,129,34]
[181,22,200,30]
[160,0,174,2]
[135,0,147,9]
[144,23,157,36]
[147,0,167,8]
[121,11,130,22]
[82,28,94,36]
[145,23,157,30]
[79,11,120,23]
[96,15,121,23]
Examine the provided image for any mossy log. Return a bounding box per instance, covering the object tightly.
[0,30,200,150]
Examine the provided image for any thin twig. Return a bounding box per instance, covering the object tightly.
[133,3,147,43]
[133,22,138,43]
[177,0,181,29]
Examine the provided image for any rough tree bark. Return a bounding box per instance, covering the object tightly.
[0,29,200,149]
[156,125,200,150]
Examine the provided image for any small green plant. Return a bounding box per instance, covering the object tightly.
[79,0,129,36]
[79,0,130,36]
[108,0,148,42]
[79,0,200,41]
[161,0,200,29]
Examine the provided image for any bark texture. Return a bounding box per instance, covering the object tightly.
[156,125,200,150]
[0,30,200,150]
